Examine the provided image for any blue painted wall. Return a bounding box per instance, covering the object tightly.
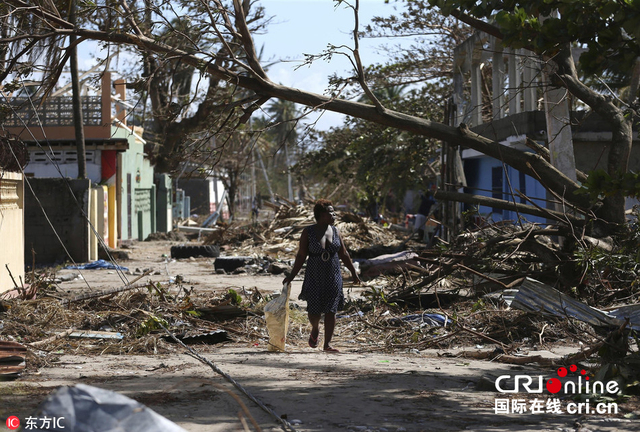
[463,156,548,225]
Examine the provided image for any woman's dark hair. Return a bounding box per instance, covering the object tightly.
[313,199,333,221]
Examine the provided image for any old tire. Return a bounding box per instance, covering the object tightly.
[171,245,220,259]
[214,256,254,272]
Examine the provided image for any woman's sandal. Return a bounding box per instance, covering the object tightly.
[323,346,339,353]
[308,332,319,348]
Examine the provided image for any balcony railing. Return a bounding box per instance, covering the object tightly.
[3,96,103,127]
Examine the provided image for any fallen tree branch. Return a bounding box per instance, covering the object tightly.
[525,137,588,183]
[3,0,595,211]
[454,263,509,289]
[420,330,461,348]
[457,350,555,366]
[27,328,75,348]
[458,325,508,351]
[63,269,154,304]
[435,190,583,223]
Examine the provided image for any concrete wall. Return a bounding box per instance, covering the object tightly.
[24,149,102,183]
[471,111,640,176]
[179,178,213,215]
[24,178,91,265]
[573,140,640,173]
[0,171,24,293]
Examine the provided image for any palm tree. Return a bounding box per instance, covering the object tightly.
[267,99,300,201]
[358,84,409,104]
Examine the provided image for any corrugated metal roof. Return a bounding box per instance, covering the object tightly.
[509,278,640,329]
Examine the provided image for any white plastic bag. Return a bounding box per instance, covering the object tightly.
[264,282,292,352]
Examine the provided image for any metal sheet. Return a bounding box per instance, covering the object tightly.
[0,341,26,380]
[510,278,624,328]
[607,304,640,330]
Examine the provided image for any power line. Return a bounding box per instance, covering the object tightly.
[1,82,130,286]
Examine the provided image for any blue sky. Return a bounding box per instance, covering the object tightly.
[252,0,395,129]
[75,0,397,130]
[255,0,391,91]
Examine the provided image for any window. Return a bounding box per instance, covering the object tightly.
[492,166,503,215]
[519,171,527,204]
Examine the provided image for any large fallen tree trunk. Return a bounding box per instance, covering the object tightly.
[8,0,628,222]
[434,190,585,224]
[2,0,595,214]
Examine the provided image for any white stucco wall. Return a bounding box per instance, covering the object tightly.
[0,171,24,293]
[23,149,102,183]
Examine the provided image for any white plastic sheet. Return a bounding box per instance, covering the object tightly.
[31,383,187,431]
[264,282,292,352]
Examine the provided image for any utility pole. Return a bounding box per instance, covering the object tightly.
[285,141,294,202]
[256,147,275,203]
[70,0,87,179]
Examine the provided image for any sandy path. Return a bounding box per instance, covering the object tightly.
[5,347,637,432]
[2,240,638,431]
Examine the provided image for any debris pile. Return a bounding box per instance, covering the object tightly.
[0,277,318,376]
[2,201,640,397]
[201,201,402,258]
[0,283,250,360]
[381,221,640,309]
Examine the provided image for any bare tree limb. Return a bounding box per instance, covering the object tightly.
[524,137,588,183]
[351,0,385,114]
[232,0,268,80]
[434,189,583,223]
[118,0,144,37]
[1,2,598,212]
[7,1,73,29]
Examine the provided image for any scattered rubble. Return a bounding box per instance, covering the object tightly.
[1,200,640,403]
[201,202,401,259]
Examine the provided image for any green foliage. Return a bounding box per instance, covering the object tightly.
[136,314,169,337]
[294,1,472,209]
[575,246,640,291]
[471,298,485,312]
[146,282,173,301]
[363,286,398,307]
[573,217,640,303]
[430,0,640,82]
[226,288,243,306]
[362,1,473,88]
[296,84,444,210]
[594,356,640,396]
[577,170,640,201]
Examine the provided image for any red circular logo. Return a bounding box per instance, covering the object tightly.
[6,416,20,430]
[546,378,562,394]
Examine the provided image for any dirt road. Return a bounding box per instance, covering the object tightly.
[2,240,638,431]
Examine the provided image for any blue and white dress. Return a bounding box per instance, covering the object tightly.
[301,225,344,314]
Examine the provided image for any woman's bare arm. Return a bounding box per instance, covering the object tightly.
[337,228,362,284]
[283,227,309,284]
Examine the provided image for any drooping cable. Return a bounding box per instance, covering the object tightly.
[1,82,131,285]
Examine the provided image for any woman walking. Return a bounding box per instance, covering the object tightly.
[283,199,361,352]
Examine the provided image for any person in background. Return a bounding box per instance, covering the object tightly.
[413,188,436,242]
[283,199,361,352]
[251,195,260,226]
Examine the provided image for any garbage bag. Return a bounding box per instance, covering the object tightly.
[30,383,186,431]
[264,282,292,352]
